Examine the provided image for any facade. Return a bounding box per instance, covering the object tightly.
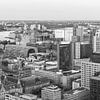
[32,70,81,89]
[80,42,92,59]
[62,70,81,89]
[20,75,50,94]
[72,79,81,89]
[75,42,80,59]
[63,87,90,100]
[59,43,71,71]
[90,75,100,100]
[90,53,100,63]
[54,27,73,42]
[41,85,61,100]
[93,36,100,53]
[81,60,100,89]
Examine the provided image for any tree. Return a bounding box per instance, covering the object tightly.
[0,40,8,50]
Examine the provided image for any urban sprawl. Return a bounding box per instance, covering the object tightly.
[0,21,99,100]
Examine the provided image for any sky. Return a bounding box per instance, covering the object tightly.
[0,0,100,20]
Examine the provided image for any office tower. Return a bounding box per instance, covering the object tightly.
[90,74,100,100]
[59,43,71,71]
[41,85,61,100]
[80,42,92,58]
[81,60,100,89]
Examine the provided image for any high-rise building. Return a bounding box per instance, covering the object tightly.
[80,42,92,58]
[93,36,100,53]
[54,27,73,42]
[75,42,80,59]
[81,60,100,89]
[90,75,100,100]
[59,43,71,71]
[41,85,61,100]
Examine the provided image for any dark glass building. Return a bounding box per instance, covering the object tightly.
[59,43,71,71]
[80,43,93,58]
[90,75,100,100]
[90,53,100,63]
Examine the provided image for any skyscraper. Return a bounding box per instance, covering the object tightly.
[59,43,71,71]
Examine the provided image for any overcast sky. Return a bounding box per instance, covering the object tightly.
[0,0,100,20]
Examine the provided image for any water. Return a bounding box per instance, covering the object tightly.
[0,31,14,41]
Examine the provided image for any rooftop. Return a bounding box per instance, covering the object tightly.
[63,70,81,76]
[91,76,100,81]
[64,87,88,95]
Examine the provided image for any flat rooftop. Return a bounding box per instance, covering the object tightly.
[64,87,88,95]
[63,70,81,76]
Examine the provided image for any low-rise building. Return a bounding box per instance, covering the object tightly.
[41,85,61,100]
[72,78,81,89]
[63,87,90,100]
[5,92,37,100]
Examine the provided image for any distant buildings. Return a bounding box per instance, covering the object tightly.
[54,27,74,42]
[41,85,61,100]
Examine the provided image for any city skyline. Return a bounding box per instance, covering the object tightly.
[0,0,100,20]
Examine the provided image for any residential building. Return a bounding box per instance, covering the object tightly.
[81,60,100,89]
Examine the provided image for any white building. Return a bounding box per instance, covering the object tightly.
[75,42,80,59]
[93,36,100,53]
[81,60,100,89]
[72,79,81,89]
[41,85,61,100]
[54,27,73,42]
